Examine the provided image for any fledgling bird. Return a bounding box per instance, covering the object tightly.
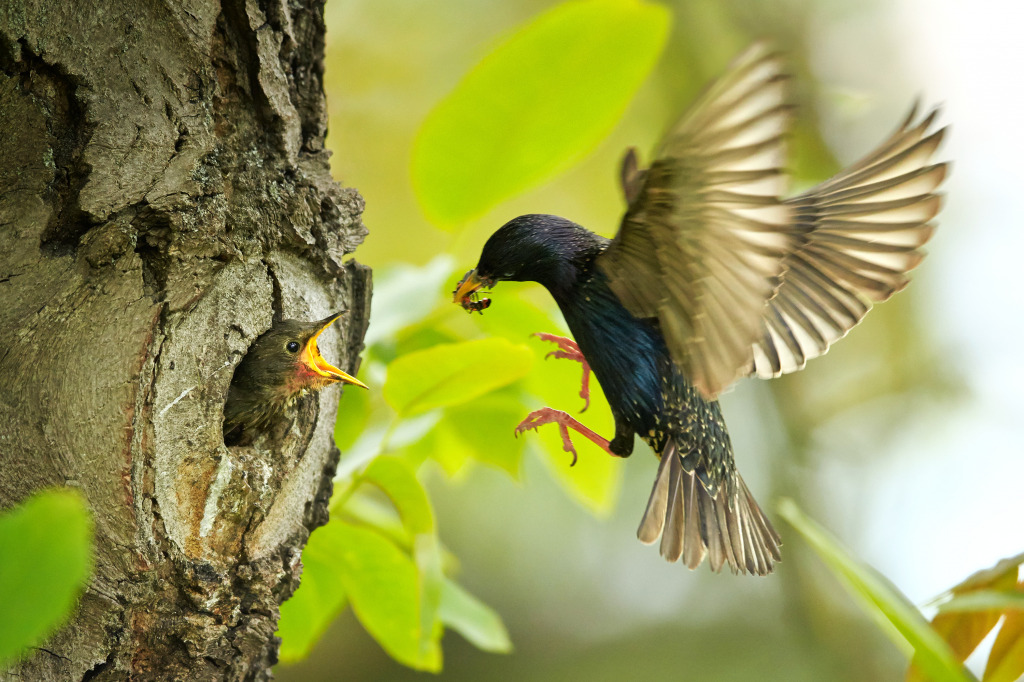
[223,312,368,440]
[453,44,947,575]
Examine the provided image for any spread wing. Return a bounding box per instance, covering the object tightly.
[597,43,797,398]
[750,106,947,379]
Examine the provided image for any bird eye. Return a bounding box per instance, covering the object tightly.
[286,341,300,353]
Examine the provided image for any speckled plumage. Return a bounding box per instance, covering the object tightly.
[542,232,732,480]
[473,215,779,574]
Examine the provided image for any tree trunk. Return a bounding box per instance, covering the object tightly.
[0,0,370,679]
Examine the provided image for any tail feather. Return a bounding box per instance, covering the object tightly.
[713,493,739,569]
[662,452,686,562]
[636,442,780,575]
[682,465,706,570]
[742,507,765,574]
[702,490,726,572]
[638,443,674,545]
[742,476,783,560]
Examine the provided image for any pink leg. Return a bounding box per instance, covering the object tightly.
[514,407,618,466]
[534,332,592,412]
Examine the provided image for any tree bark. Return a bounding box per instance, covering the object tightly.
[0,0,369,679]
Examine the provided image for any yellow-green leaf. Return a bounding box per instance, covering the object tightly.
[276,522,351,663]
[414,533,445,666]
[383,337,532,417]
[909,555,1024,681]
[984,611,1024,682]
[362,455,436,536]
[335,521,441,671]
[937,590,1024,614]
[401,418,473,477]
[0,488,94,667]
[534,422,621,516]
[334,377,372,452]
[442,394,528,477]
[334,490,409,550]
[526,335,622,514]
[412,0,671,225]
[939,553,1024,596]
[778,499,976,682]
[365,256,455,347]
[472,288,567,344]
[439,578,512,654]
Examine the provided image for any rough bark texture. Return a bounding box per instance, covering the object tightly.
[0,0,369,679]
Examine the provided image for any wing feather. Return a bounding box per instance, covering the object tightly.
[597,43,948,394]
[751,109,947,379]
[598,43,795,397]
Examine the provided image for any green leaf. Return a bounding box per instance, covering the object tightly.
[401,417,473,477]
[937,590,1024,614]
[383,337,532,417]
[414,533,445,665]
[441,394,528,477]
[440,578,512,654]
[278,519,440,669]
[778,499,976,682]
[0,488,93,667]
[400,392,529,479]
[334,490,409,550]
[362,455,436,537]
[335,521,441,671]
[909,555,1022,681]
[276,522,351,663]
[392,322,464,361]
[334,375,372,452]
[984,611,1024,682]
[935,553,1024,597]
[526,335,622,514]
[471,286,567,344]
[534,421,621,516]
[365,256,455,347]
[412,0,671,225]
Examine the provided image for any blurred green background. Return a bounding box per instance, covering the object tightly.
[276,0,1024,679]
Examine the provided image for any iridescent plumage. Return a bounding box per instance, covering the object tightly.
[455,44,947,574]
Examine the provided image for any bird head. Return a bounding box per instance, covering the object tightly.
[453,214,604,309]
[231,312,368,401]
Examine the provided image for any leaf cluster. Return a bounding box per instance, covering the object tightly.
[0,489,93,668]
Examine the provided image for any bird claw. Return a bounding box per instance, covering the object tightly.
[533,333,592,412]
[533,332,582,357]
[514,408,580,466]
[513,407,613,467]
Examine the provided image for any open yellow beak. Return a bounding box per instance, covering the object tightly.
[453,269,485,304]
[306,312,369,389]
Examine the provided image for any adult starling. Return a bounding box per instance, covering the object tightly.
[453,44,947,575]
[223,312,368,439]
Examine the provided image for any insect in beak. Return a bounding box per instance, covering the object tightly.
[453,270,492,314]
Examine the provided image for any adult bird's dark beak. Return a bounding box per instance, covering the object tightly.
[452,269,486,304]
[304,312,369,389]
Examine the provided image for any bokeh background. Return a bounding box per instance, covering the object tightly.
[277,0,1024,679]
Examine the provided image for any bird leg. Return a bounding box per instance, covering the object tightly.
[534,332,592,412]
[514,407,618,467]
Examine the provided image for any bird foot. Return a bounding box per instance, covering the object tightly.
[533,333,592,412]
[514,407,613,466]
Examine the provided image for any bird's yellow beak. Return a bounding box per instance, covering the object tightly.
[305,313,369,389]
[453,269,485,304]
